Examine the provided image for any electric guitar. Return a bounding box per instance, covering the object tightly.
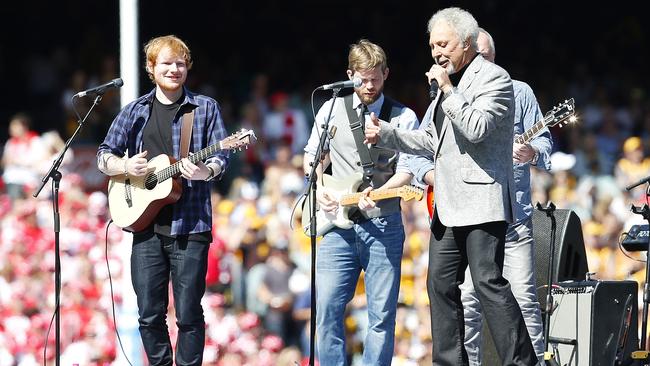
[301,173,423,236]
[425,98,576,218]
[108,129,256,232]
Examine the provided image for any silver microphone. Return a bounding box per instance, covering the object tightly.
[74,78,124,97]
[319,77,362,90]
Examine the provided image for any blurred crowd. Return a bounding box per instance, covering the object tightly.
[2,54,650,365]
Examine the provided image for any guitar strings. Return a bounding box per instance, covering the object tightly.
[138,134,242,188]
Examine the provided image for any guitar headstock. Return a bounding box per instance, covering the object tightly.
[220,129,257,151]
[544,98,576,128]
[398,186,424,202]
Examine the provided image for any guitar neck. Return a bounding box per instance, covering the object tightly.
[340,188,402,206]
[515,119,548,145]
[514,98,575,145]
[155,143,223,182]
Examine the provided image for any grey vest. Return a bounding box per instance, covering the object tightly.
[326,94,404,218]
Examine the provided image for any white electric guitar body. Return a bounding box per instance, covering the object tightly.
[301,173,423,236]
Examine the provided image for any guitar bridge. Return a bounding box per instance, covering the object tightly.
[125,178,133,208]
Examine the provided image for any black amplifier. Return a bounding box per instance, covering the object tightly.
[621,224,649,252]
[548,280,638,366]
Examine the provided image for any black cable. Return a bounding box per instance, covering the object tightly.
[70,95,82,123]
[42,178,58,366]
[42,292,57,366]
[105,219,134,366]
[290,88,328,232]
[618,231,647,263]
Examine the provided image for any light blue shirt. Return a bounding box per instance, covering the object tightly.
[409,79,552,223]
[304,92,419,218]
[305,93,419,175]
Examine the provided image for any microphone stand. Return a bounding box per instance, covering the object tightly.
[33,93,104,366]
[627,180,650,364]
[303,86,342,366]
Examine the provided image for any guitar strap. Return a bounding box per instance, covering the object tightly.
[343,94,393,184]
[180,109,195,159]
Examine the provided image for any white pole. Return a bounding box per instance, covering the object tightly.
[119,0,139,108]
[117,1,143,365]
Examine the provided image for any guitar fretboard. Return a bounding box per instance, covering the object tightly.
[515,119,547,145]
[514,99,574,145]
[153,143,225,183]
[340,188,404,206]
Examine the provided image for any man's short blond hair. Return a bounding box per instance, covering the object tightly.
[348,39,387,73]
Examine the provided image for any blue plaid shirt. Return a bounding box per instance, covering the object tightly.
[97,87,229,235]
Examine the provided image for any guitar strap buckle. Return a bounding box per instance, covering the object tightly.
[348,120,363,131]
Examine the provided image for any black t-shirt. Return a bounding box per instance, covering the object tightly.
[141,94,210,242]
[142,96,180,237]
[143,98,177,158]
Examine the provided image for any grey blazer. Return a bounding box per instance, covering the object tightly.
[376,54,516,227]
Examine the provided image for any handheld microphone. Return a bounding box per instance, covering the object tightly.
[429,59,440,100]
[429,79,439,100]
[74,78,124,97]
[318,77,362,90]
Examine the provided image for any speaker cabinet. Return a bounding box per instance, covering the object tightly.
[548,280,638,366]
[532,208,590,309]
[480,208,590,365]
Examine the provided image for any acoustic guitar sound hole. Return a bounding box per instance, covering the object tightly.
[144,174,158,190]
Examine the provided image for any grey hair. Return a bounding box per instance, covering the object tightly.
[427,7,479,51]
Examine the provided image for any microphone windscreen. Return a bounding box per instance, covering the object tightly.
[429,79,439,100]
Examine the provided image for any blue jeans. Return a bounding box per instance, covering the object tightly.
[461,217,544,364]
[131,233,209,366]
[316,213,404,366]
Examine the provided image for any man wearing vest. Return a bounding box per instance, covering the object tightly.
[303,39,419,365]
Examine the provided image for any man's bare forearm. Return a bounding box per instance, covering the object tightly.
[97,153,127,176]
